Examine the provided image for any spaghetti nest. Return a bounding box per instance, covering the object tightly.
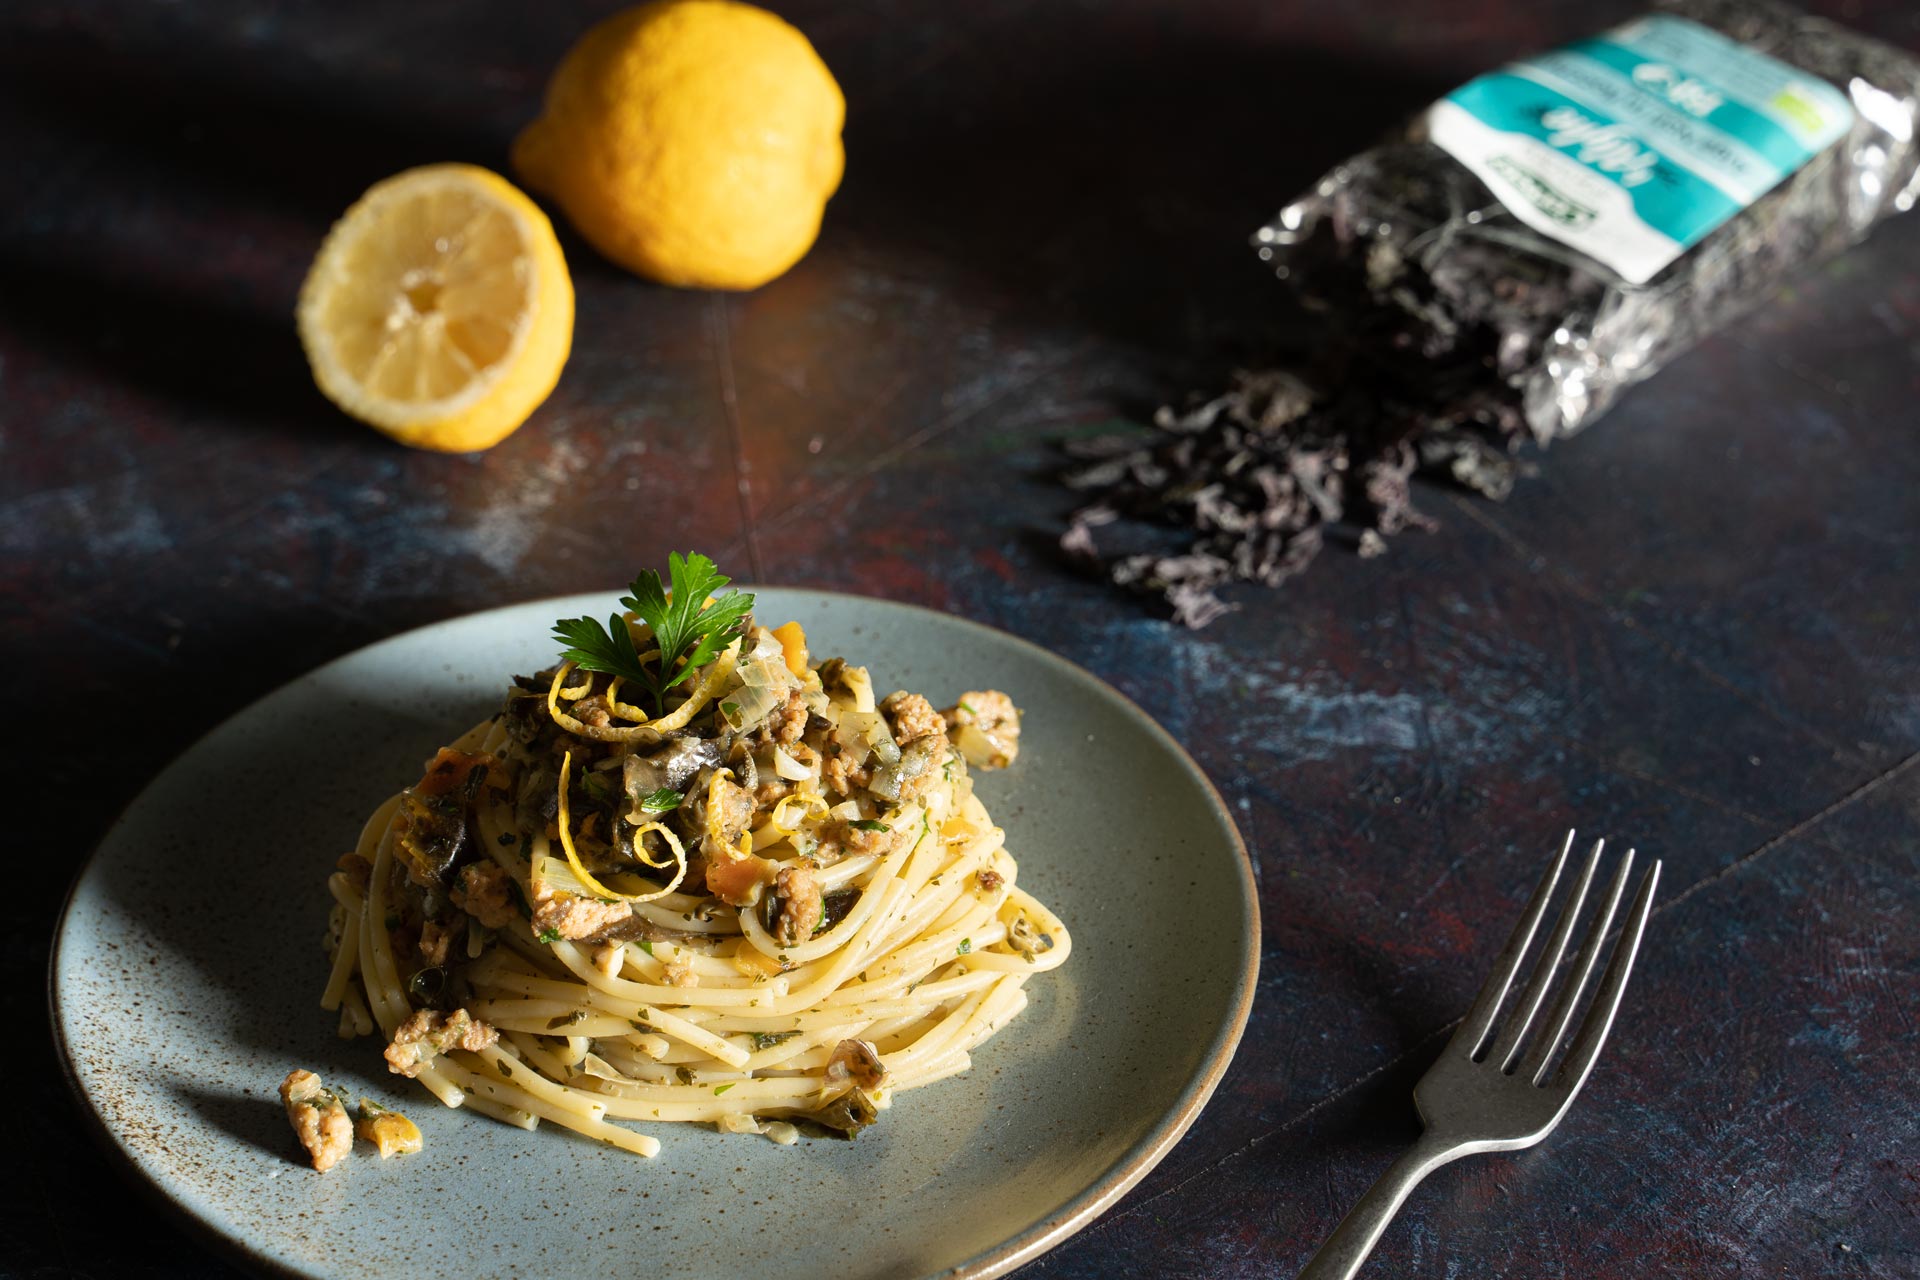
[320,614,1067,1156]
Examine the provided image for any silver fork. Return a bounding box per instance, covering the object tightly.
[1297,832,1661,1280]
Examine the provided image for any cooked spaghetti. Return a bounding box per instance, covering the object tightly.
[320,575,1068,1158]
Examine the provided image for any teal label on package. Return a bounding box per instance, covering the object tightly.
[1427,15,1853,283]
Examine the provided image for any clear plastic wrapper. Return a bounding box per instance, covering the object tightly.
[1257,0,1920,441]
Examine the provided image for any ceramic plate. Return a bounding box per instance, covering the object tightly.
[52,589,1258,1279]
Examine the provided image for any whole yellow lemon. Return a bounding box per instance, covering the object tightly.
[513,0,845,291]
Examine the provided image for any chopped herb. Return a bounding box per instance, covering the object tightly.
[554,554,755,715]
[497,1061,514,1078]
[581,771,614,803]
[675,1066,695,1085]
[547,1011,587,1031]
[957,938,972,955]
[638,940,654,956]
[959,701,979,716]
[713,1083,736,1095]
[630,1016,653,1032]
[750,1030,801,1051]
[637,788,683,814]
[721,701,741,718]
[850,819,890,833]
[496,832,518,847]
[536,927,562,944]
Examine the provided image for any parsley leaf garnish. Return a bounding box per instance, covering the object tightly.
[550,553,755,716]
[713,1083,736,1095]
[552,612,649,686]
[637,788,683,814]
[536,927,562,944]
[624,553,755,711]
[850,819,891,833]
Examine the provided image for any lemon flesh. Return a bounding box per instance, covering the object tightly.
[513,0,844,291]
[297,164,573,452]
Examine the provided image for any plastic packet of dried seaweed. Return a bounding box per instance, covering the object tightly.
[1257,0,1920,442]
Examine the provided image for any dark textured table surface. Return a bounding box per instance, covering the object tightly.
[9,1,1919,1277]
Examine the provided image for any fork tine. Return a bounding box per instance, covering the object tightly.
[1490,837,1605,1072]
[1453,830,1574,1061]
[1544,859,1661,1093]
[1519,847,1635,1084]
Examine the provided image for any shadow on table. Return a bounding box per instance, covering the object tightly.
[0,247,352,439]
[0,23,505,226]
[0,23,512,441]
[839,16,1449,361]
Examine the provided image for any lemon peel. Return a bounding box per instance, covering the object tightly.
[557,751,687,904]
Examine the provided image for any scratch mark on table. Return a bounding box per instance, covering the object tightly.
[1658,750,1920,916]
[1446,495,1874,770]
[1724,333,1857,406]
[708,292,764,583]
[756,338,1089,536]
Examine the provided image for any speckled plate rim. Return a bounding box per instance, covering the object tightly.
[51,587,1260,1280]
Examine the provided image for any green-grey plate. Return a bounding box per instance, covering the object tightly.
[52,589,1258,1279]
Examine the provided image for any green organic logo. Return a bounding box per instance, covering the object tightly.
[1487,155,1598,227]
[1768,87,1826,135]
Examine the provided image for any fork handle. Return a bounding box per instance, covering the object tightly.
[1296,1130,1463,1280]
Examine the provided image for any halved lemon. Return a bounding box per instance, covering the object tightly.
[297,164,573,452]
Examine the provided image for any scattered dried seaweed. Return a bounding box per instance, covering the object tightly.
[1060,369,1521,627]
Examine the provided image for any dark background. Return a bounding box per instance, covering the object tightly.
[7,1,1918,1276]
